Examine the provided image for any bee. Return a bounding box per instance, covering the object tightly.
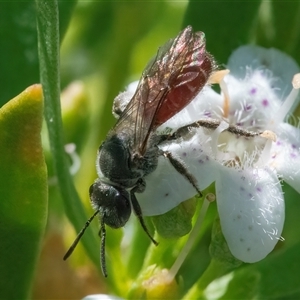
[64,26,215,277]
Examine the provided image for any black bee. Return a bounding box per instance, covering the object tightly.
[64,26,215,277]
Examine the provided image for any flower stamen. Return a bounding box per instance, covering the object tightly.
[167,194,215,282]
[292,73,300,89]
[260,130,277,142]
[220,78,231,119]
[255,138,273,167]
[211,121,229,158]
[208,69,230,85]
[270,73,300,125]
[209,69,231,119]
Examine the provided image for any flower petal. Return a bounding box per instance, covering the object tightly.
[270,122,300,193]
[216,166,284,263]
[112,81,139,118]
[138,134,217,216]
[224,72,281,130]
[227,45,299,99]
[82,295,124,300]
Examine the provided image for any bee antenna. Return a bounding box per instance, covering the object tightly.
[99,218,108,277]
[63,210,100,260]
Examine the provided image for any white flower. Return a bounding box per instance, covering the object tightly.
[82,294,124,300]
[115,46,300,263]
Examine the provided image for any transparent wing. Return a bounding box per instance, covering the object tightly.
[113,26,215,155]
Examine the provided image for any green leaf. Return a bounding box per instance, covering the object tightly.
[272,1,300,59]
[0,85,47,299]
[203,241,300,299]
[35,0,100,267]
[183,0,262,63]
[257,241,300,298]
[0,0,78,107]
[254,1,300,65]
[0,2,39,106]
[212,269,260,300]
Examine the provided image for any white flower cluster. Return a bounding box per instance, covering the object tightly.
[115,46,300,263]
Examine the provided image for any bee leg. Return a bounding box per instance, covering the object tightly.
[162,150,203,197]
[130,180,159,246]
[166,118,262,140]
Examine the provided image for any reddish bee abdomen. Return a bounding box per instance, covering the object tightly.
[154,49,214,126]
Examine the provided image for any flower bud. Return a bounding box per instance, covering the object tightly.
[128,265,179,299]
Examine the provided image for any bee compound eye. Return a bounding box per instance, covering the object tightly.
[90,180,131,229]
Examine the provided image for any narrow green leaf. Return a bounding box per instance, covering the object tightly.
[0,1,39,106]
[35,0,99,266]
[0,85,47,299]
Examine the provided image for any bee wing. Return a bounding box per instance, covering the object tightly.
[113,26,215,155]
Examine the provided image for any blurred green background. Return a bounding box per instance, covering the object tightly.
[1,0,300,299]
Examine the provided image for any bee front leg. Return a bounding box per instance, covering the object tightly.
[130,179,158,246]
